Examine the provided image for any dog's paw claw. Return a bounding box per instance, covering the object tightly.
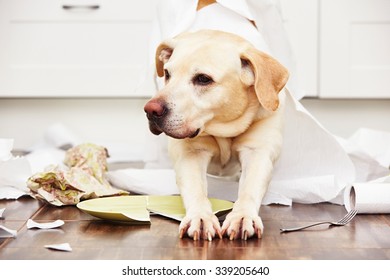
[193,230,199,241]
[242,230,248,241]
[179,213,221,241]
[222,211,264,240]
[256,227,262,239]
[229,230,236,241]
[217,229,223,239]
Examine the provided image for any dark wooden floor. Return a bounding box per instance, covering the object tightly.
[1,196,389,260]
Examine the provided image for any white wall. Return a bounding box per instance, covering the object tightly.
[301,99,390,138]
[0,98,150,153]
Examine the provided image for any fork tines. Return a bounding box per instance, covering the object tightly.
[338,209,358,225]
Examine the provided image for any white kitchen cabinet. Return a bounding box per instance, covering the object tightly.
[1,0,389,99]
[280,0,318,97]
[320,0,390,98]
[0,0,156,97]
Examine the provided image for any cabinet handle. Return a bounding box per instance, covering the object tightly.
[62,5,100,10]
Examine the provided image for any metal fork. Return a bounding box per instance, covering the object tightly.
[280,209,358,232]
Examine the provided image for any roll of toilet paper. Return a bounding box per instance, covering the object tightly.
[344,182,390,213]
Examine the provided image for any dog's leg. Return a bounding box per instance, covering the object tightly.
[169,137,222,241]
[221,115,283,240]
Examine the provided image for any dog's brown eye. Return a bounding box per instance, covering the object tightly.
[164,69,170,81]
[193,74,213,86]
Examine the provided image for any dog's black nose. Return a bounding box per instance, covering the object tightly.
[144,100,168,119]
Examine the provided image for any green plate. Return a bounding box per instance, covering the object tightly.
[76,195,233,224]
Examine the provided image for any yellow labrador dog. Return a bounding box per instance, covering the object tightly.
[144,29,289,241]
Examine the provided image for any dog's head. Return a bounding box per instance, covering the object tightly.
[144,30,289,139]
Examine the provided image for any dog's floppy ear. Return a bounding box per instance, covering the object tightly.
[240,48,289,111]
[155,40,176,78]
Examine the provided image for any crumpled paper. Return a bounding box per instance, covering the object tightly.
[63,143,110,186]
[28,143,128,206]
[0,138,32,199]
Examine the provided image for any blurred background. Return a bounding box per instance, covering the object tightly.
[0,0,389,158]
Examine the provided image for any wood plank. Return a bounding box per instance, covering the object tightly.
[1,200,389,259]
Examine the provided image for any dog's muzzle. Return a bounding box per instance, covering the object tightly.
[144,99,200,139]
[144,99,168,135]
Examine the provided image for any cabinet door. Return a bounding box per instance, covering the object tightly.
[280,0,319,97]
[0,0,156,97]
[320,0,390,98]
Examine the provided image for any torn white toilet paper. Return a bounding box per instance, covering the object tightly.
[30,122,80,152]
[44,243,72,252]
[337,128,390,182]
[0,139,32,199]
[27,219,65,230]
[0,225,17,238]
[0,138,13,161]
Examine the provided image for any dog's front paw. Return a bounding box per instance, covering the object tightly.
[179,211,222,241]
[221,208,264,240]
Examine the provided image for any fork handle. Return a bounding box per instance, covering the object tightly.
[280,221,332,232]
